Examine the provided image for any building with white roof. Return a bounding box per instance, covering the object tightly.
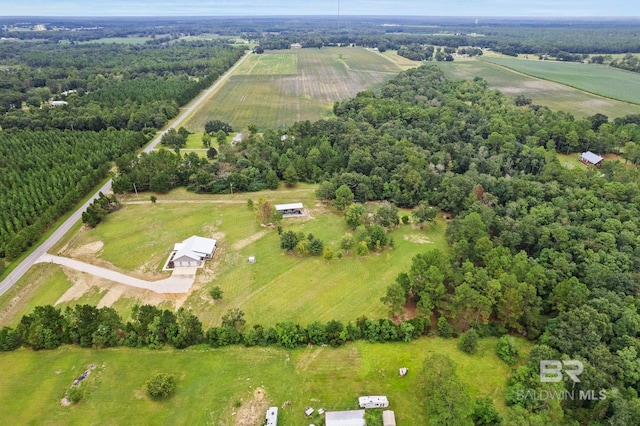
[171,236,217,267]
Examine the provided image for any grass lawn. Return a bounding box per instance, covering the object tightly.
[184,47,407,132]
[0,336,523,425]
[1,185,448,330]
[436,57,640,119]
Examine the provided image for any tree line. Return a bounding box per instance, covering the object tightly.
[0,303,434,352]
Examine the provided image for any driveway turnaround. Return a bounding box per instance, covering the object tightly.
[36,254,195,293]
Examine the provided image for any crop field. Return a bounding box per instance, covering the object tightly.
[436,58,640,119]
[184,47,410,132]
[482,57,640,105]
[0,336,520,425]
[81,37,153,44]
[0,185,447,329]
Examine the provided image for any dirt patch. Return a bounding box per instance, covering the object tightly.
[55,268,187,309]
[403,234,433,244]
[232,230,268,250]
[235,387,269,426]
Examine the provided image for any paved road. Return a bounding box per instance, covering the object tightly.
[0,50,252,297]
[36,254,195,293]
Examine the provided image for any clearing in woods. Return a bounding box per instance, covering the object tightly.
[436,57,640,119]
[184,47,410,132]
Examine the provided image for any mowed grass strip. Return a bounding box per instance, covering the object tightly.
[184,47,406,131]
[0,337,519,425]
[482,57,640,105]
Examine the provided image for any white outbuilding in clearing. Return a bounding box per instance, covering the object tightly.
[325,409,365,426]
[171,236,217,267]
[265,406,278,425]
[358,396,389,409]
[275,202,304,218]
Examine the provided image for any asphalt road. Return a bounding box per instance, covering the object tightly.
[0,50,252,297]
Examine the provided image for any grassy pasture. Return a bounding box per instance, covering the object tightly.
[184,47,407,132]
[0,185,447,329]
[0,337,519,425]
[436,58,640,119]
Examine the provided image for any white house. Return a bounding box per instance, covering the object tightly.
[325,410,365,426]
[51,100,68,107]
[171,236,217,267]
[358,396,389,409]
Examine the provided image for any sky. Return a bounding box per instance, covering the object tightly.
[1,0,638,17]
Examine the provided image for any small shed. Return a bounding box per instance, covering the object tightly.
[305,407,315,416]
[382,410,396,426]
[248,256,256,264]
[275,202,304,218]
[580,151,604,168]
[265,406,278,426]
[233,133,244,144]
[325,410,365,426]
[358,396,389,409]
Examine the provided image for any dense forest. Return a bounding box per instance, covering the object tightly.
[0,130,145,261]
[109,65,640,424]
[0,40,244,132]
[0,38,243,264]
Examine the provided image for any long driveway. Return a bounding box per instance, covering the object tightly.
[0,50,252,297]
[36,254,195,293]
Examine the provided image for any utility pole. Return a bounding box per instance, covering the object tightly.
[133,182,139,200]
[230,183,233,194]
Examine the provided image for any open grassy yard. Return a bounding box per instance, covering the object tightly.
[0,185,447,329]
[0,336,521,425]
[436,58,640,119]
[184,47,408,132]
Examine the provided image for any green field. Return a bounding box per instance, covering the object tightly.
[184,47,409,132]
[483,57,640,105]
[436,58,640,119]
[0,337,520,425]
[0,185,447,329]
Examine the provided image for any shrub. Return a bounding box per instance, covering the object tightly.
[146,373,176,400]
[209,286,223,301]
[356,241,369,256]
[458,329,479,354]
[401,215,410,224]
[472,397,502,425]
[496,335,519,364]
[67,385,83,403]
[437,317,454,338]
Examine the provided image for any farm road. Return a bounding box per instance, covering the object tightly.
[0,50,252,297]
[36,254,195,293]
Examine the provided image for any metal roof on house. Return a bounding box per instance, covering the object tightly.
[581,151,604,164]
[173,236,216,261]
[275,203,303,211]
[325,410,365,426]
